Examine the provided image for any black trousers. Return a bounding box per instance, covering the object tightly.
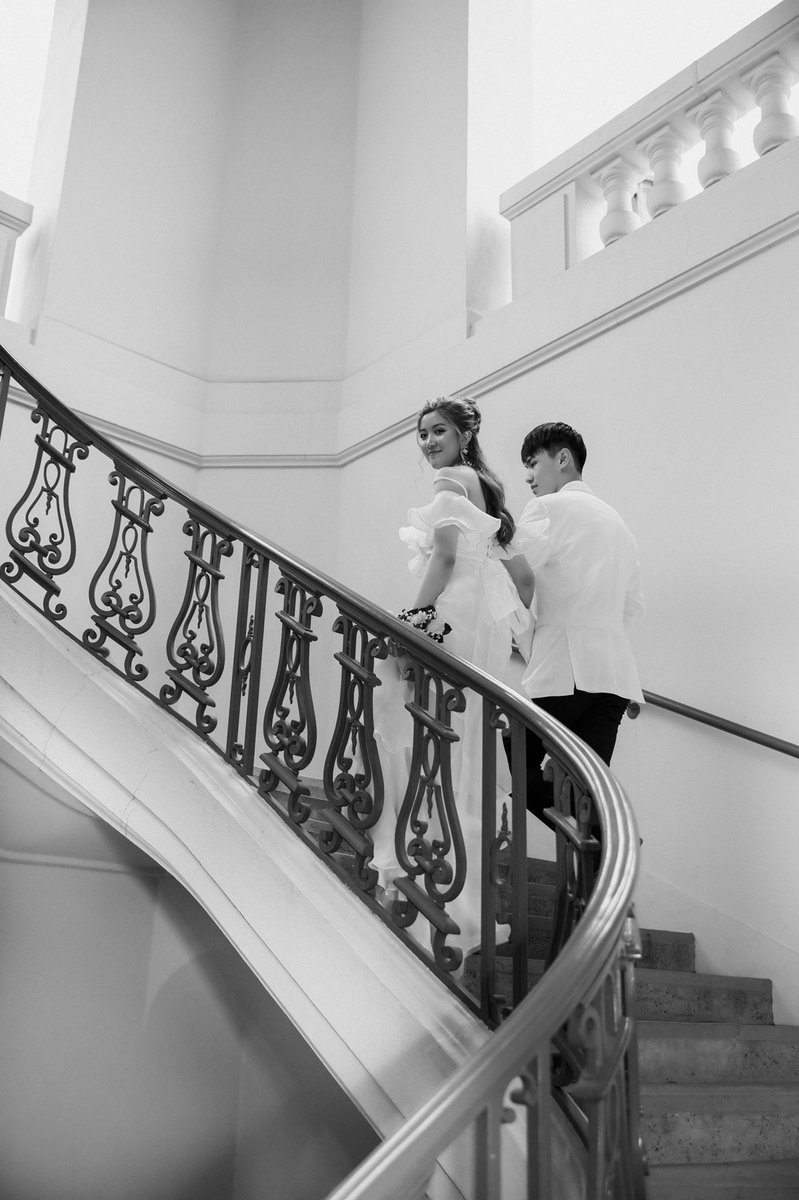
[519,689,629,819]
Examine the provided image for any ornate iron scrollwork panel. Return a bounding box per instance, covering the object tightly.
[226,546,270,777]
[480,703,516,1024]
[509,1053,554,1197]
[0,362,11,439]
[545,755,599,968]
[159,511,235,734]
[82,464,166,680]
[390,658,468,973]
[258,570,322,823]
[319,611,388,891]
[563,920,646,1200]
[1,406,91,621]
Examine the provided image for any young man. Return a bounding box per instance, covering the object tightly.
[514,422,644,818]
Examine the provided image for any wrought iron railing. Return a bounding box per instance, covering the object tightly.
[0,342,645,1197]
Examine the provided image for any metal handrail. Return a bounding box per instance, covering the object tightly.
[628,690,799,760]
[0,340,645,1198]
[326,729,640,1199]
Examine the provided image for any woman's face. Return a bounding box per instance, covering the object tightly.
[417,410,462,469]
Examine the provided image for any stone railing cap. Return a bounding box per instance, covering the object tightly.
[0,190,33,234]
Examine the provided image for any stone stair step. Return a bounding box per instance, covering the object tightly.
[488,922,693,968]
[466,963,773,1025]
[636,969,773,1025]
[512,923,693,972]
[646,1157,799,1198]
[641,929,695,973]
[640,1022,799,1085]
[641,1083,799,1165]
[488,920,695,971]
[292,809,695,972]
[276,787,798,1191]
[490,915,552,959]
[496,853,559,886]
[497,880,557,919]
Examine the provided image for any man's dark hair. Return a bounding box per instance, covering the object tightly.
[521,422,587,472]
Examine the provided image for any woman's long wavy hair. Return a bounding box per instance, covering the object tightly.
[416,396,515,545]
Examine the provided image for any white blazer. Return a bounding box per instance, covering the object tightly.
[516,482,644,703]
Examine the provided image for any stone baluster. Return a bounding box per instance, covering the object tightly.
[595,158,641,246]
[642,125,688,219]
[691,92,742,189]
[746,54,799,157]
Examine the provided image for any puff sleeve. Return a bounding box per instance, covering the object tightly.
[513,497,552,571]
[399,490,501,576]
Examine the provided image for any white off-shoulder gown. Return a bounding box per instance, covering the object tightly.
[370,473,530,959]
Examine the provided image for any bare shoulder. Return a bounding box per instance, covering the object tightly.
[433,464,471,492]
[434,464,483,506]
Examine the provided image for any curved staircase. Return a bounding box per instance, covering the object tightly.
[465,855,799,1198]
[289,784,799,1197]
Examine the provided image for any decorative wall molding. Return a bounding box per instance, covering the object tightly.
[465,205,799,399]
[9,201,799,470]
[8,385,204,469]
[8,382,418,470]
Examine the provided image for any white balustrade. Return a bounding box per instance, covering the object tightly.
[746,53,799,156]
[642,125,688,218]
[499,1,799,295]
[595,158,642,246]
[691,92,743,189]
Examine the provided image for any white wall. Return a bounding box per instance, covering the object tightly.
[6,0,89,336]
[34,0,235,379]
[465,0,535,319]
[6,0,234,450]
[0,758,377,1200]
[4,0,534,459]
[0,0,57,199]
[206,0,360,385]
[344,0,470,376]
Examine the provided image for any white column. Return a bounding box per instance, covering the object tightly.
[0,190,33,317]
[691,92,742,189]
[746,54,799,157]
[595,158,641,247]
[642,126,688,219]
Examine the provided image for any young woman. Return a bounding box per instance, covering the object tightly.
[369,395,534,967]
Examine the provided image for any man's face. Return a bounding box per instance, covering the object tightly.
[525,449,562,497]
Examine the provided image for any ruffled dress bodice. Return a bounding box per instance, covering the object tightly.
[399,482,530,648]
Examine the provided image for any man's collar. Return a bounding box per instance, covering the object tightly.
[558,480,593,494]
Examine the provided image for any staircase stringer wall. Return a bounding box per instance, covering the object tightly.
[0,585,497,1200]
